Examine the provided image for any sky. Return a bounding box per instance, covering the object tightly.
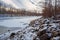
[1,0,43,11]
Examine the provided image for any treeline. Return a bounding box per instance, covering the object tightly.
[42,5,60,18]
[0,6,41,16]
[42,0,60,18]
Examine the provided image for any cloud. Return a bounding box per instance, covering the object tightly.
[1,0,42,10]
[2,0,19,8]
[23,0,37,10]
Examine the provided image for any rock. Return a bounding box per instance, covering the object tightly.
[10,33,16,39]
[50,36,60,40]
[58,31,60,36]
[51,31,58,37]
[39,25,44,29]
[40,33,50,40]
[29,20,35,27]
[33,36,40,40]
[37,29,46,37]
[47,27,56,33]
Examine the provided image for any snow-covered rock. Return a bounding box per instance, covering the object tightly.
[30,17,60,40]
[0,16,60,40]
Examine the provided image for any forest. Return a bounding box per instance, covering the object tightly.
[0,6,41,16]
[42,0,60,20]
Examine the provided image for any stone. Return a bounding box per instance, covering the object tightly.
[40,33,50,40]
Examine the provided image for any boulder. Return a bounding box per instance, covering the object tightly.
[40,33,50,40]
[51,31,58,37]
[37,29,46,37]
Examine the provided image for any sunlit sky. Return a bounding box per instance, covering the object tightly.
[1,0,43,11]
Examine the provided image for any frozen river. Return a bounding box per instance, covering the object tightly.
[0,16,42,40]
[0,16,41,34]
[0,16,41,27]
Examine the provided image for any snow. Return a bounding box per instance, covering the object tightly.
[30,18,60,40]
[0,16,41,28]
[52,36,60,40]
[0,16,60,40]
[0,16,41,40]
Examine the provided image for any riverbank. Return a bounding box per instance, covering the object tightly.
[0,16,60,40]
[29,17,60,40]
[0,16,41,40]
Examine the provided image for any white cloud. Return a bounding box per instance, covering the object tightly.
[2,0,19,8]
[1,0,43,10]
[23,0,37,10]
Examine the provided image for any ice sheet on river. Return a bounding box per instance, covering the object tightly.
[0,16,41,40]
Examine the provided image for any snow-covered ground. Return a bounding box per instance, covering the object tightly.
[0,16,41,40]
[0,16,60,40]
[29,17,60,40]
